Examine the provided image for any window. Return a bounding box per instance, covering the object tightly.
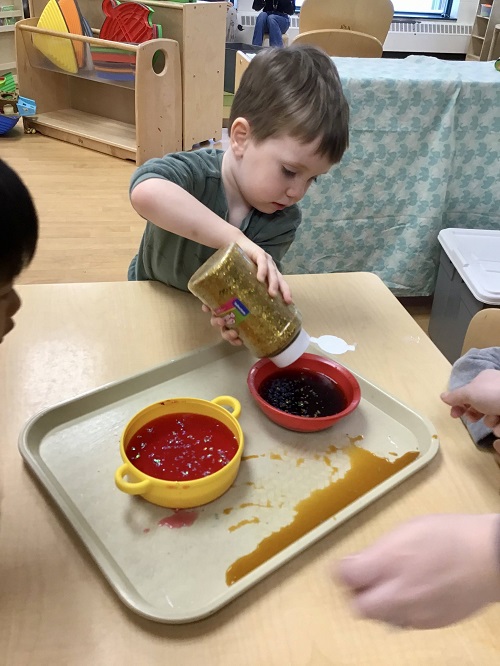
[293,0,457,19]
[393,0,457,18]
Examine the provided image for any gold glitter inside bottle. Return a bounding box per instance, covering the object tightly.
[188,243,310,367]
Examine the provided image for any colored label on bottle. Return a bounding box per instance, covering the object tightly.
[214,298,250,326]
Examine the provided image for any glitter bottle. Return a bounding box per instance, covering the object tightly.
[188,243,310,367]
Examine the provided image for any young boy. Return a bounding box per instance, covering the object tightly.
[0,159,38,343]
[128,44,349,339]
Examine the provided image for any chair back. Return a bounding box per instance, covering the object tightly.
[293,28,383,57]
[299,0,394,44]
[462,309,500,354]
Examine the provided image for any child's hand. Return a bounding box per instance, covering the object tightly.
[237,238,293,304]
[441,368,500,460]
[441,369,500,424]
[336,514,500,629]
[202,304,243,346]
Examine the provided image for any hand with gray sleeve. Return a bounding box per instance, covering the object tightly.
[443,347,500,451]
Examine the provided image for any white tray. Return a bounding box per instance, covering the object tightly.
[19,343,439,623]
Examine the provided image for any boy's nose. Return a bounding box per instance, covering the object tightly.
[286,181,308,203]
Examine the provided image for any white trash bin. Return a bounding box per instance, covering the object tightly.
[428,228,500,363]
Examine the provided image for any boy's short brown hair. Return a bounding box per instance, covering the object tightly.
[229,44,349,164]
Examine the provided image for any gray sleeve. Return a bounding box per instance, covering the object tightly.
[129,153,198,196]
[449,346,500,444]
[247,205,302,272]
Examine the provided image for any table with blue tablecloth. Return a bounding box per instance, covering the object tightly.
[279,56,500,296]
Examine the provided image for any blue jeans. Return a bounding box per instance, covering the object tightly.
[252,12,290,47]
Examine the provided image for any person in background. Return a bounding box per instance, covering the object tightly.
[336,367,500,630]
[252,0,295,47]
[0,159,38,343]
[207,0,239,43]
[128,45,349,344]
[225,1,239,43]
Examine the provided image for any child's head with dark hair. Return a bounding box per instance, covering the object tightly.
[0,159,38,342]
[226,44,349,217]
[0,159,38,283]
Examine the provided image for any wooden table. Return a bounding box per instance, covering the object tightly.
[1,274,499,665]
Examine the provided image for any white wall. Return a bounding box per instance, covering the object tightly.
[237,0,255,10]
[456,0,477,23]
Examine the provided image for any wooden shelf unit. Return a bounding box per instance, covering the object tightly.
[0,2,24,75]
[131,1,226,150]
[488,23,500,60]
[466,0,500,60]
[28,0,227,150]
[16,18,182,164]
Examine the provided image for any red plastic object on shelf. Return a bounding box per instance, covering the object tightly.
[99,0,156,44]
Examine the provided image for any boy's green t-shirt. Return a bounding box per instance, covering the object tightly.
[130,149,302,292]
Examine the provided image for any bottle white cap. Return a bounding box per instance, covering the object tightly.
[270,328,311,367]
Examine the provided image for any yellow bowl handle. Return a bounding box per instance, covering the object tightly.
[115,463,151,496]
[211,395,241,419]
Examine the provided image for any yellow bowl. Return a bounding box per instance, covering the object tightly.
[115,395,244,508]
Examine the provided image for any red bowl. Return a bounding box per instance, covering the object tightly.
[247,353,361,432]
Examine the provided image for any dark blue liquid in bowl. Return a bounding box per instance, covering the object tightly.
[258,368,347,418]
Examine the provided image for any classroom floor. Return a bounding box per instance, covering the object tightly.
[2,125,432,332]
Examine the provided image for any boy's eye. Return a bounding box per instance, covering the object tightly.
[281,166,295,178]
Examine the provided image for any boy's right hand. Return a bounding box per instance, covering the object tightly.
[236,237,293,305]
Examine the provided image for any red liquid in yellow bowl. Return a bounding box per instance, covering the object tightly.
[125,413,239,482]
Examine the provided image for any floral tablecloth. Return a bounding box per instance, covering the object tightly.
[282,56,500,296]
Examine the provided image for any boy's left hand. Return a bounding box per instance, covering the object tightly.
[202,304,243,346]
[236,238,293,304]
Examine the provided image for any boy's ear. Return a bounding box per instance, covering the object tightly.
[230,117,251,157]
